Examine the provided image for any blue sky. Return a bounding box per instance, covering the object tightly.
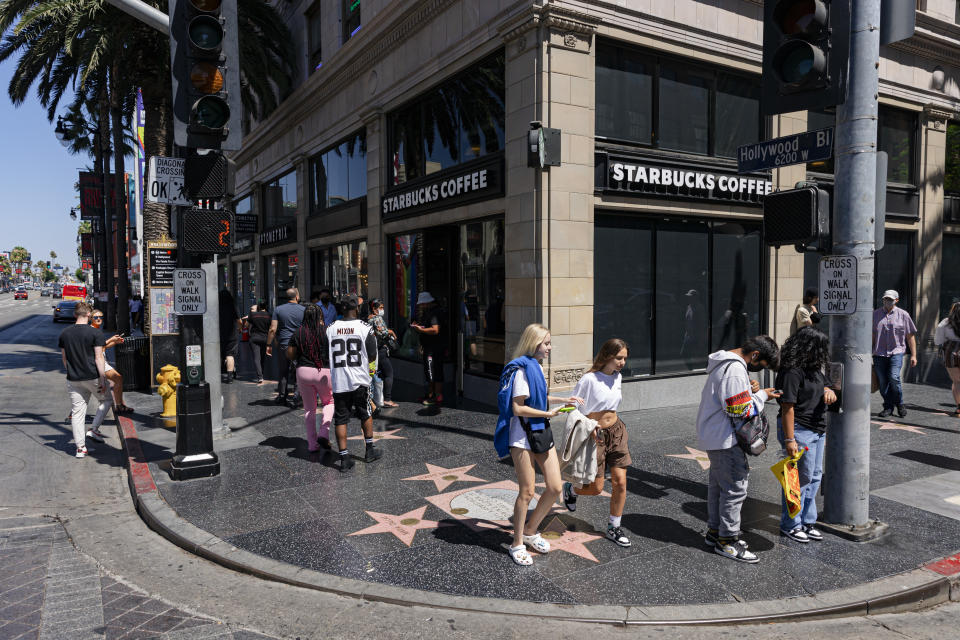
[0,56,88,271]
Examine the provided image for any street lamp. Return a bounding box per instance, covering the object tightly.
[69,207,77,220]
[54,115,71,148]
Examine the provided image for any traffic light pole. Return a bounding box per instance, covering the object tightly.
[821,0,887,540]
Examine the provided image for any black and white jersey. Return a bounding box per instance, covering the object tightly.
[325,319,378,393]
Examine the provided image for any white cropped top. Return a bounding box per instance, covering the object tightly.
[572,371,622,414]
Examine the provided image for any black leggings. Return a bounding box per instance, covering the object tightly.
[251,340,267,380]
[378,347,394,402]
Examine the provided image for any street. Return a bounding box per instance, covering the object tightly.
[0,291,58,334]
[1,309,959,639]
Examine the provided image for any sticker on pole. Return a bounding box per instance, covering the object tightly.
[173,268,206,315]
[186,345,202,367]
[818,255,857,315]
[147,157,193,206]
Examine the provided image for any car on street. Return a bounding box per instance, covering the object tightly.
[52,300,78,322]
[41,287,52,297]
[14,288,28,300]
[52,287,63,299]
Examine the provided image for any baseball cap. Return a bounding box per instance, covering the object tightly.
[343,294,359,310]
[882,289,899,300]
[416,291,435,305]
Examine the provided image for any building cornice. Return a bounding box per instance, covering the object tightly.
[888,11,960,68]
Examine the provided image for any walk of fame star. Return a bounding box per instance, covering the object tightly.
[348,506,439,547]
[426,480,564,532]
[403,463,487,492]
[667,446,711,470]
[536,516,604,562]
[347,428,406,441]
[873,420,926,434]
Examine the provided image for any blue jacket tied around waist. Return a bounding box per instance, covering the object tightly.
[495,356,547,458]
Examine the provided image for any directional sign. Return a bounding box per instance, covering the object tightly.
[738,127,834,173]
[819,255,858,315]
[147,157,193,206]
[173,268,206,315]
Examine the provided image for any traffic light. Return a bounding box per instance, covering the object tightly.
[169,0,242,150]
[179,208,234,254]
[762,0,850,116]
[763,186,830,251]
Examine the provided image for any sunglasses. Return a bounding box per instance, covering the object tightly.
[92,315,104,320]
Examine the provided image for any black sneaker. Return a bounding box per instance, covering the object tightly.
[365,445,383,463]
[275,395,287,406]
[317,437,332,451]
[896,405,908,418]
[339,453,355,472]
[780,527,810,543]
[606,525,631,547]
[562,482,577,512]
[878,408,893,418]
[715,538,758,563]
[704,529,719,548]
[803,525,824,541]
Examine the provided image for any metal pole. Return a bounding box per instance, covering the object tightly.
[103,0,169,34]
[202,258,224,433]
[822,0,887,539]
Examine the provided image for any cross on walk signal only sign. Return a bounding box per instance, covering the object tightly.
[819,255,858,315]
[147,157,193,206]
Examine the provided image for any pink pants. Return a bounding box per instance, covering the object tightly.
[296,367,334,451]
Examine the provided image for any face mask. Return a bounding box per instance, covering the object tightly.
[378,309,384,316]
[883,300,895,310]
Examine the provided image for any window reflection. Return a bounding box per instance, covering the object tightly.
[263,171,297,229]
[942,235,960,318]
[879,106,916,184]
[595,44,652,144]
[656,222,709,372]
[310,130,367,211]
[716,75,761,158]
[311,241,368,300]
[659,65,710,155]
[460,219,505,376]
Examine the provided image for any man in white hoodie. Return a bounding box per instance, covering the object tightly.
[696,335,780,563]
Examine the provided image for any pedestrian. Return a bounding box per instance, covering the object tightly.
[409,291,444,406]
[790,287,821,335]
[934,301,960,417]
[59,301,112,458]
[317,288,338,327]
[245,301,272,384]
[561,338,632,547]
[287,304,335,456]
[129,294,143,332]
[775,327,837,543]
[696,335,780,563]
[266,288,305,406]
[493,323,583,566]
[219,290,242,384]
[90,310,133,413]
[367,299,398,408]
[873,290,917,418]
[325,294,382,472]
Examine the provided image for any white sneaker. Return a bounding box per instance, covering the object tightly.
[86,428,106,443]
[75,447,88,458]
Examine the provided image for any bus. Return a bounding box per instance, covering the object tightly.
[61,284,87,302]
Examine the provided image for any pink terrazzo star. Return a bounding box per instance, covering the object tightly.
[873,420,926,434]
[347,428,406,441]
[348,506,438,547]
[667,446,711,470]
[536,516,604,562]
[426,480,564,532]
[403,463,487,492]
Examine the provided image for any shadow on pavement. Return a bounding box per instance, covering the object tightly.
[890,449,960,472]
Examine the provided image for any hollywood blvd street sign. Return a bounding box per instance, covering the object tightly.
[147,157,193,206]
[173,268,206,315]
[738,127,834,173]
[819,255,858,315]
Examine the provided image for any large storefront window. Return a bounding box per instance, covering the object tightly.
[596,41,761,158]
[595,214,763,377]
[943,235,960,318]
[263,170,298,228]
[310,131,366,211]
[388,52,504,186]
[459,219,505,376]
[806,106,916,184]
[264,254,298,310]
[310,241,368,300]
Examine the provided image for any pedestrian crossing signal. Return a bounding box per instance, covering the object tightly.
[180,208,234,255]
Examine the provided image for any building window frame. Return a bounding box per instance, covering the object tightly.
[308,129,367,215]
[261,169,298,231]
[342,0,361,43]
[595,39,764,160]
[306,4,322,72]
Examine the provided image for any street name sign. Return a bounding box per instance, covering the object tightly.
[819,255,858,315]
[738,127,834,173]
[147,157,193,206]
[173,268,206,315]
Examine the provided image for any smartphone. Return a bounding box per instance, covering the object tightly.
[774,389,783,395]
[556,406,575,413]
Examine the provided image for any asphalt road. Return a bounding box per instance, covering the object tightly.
[1,311,959,639]
[0,291,60,334]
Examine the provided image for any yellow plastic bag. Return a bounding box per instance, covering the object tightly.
[770,449,806,519]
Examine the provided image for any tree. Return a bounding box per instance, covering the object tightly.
[75,268,84,281]
[49,250,56,260]
[10,246,28,280]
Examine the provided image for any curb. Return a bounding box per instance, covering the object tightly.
[113,414,960,626]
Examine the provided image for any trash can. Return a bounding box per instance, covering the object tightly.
[115,335,150,391]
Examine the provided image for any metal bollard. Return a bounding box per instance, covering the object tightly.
[169,382,220,480]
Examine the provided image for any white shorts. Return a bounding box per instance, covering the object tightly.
[105,362,115,373]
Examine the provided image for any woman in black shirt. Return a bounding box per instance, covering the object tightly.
[775,327,837,543]
[245,301,273,384]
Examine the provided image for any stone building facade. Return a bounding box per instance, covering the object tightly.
[221,0,960,406]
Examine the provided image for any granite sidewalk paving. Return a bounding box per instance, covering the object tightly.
[119,373,960,609]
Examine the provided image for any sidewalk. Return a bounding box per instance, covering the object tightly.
[118,375,960,613]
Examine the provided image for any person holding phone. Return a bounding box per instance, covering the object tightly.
[59,302,111,458]
[88,311,132,413]
[775,327,837,543]
[494,323,583,566]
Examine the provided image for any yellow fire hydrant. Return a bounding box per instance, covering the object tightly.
[156,365,181,417]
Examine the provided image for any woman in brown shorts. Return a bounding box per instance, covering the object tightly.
[562,338,632,547]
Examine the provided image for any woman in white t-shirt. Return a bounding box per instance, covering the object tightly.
[561,338,633,547]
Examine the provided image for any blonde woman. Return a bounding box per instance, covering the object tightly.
[494,324,583,566]
[935,302,960,417]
